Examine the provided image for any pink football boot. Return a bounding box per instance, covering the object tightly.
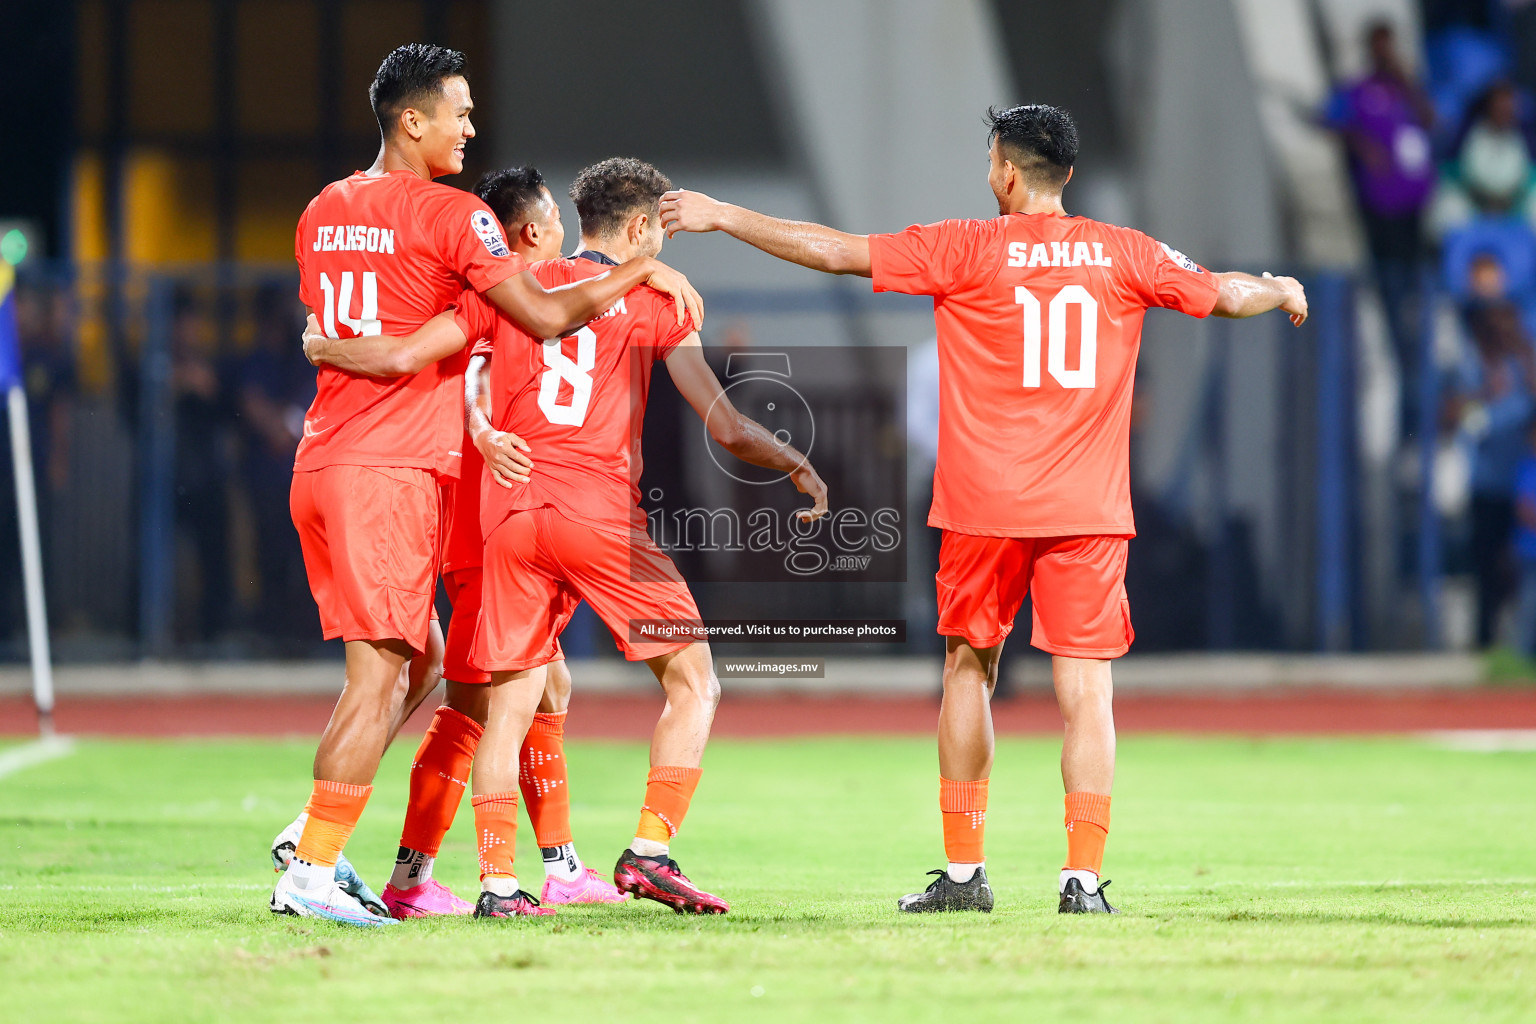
[380,879,475,919]
[540,867,630,906]
[613,850,729,914]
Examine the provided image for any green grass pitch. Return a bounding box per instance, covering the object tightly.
[1,732,1533,1022]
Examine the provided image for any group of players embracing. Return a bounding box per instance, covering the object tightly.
[269,41,1308,927]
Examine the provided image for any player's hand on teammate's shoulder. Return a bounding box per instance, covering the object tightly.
[472,426,533,488]
[659,190,727,238]
[790,462,829,523]
[1263,272,1309,327]
[643,260,705,331]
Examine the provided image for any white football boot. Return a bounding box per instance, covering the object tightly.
[269,813,389,917]
[270,868,397,928]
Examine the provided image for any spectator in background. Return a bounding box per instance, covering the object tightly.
[1451,254,1536,645]
[1512,415,1536,655]
[234,284,314,645]
[1326,20,1437,425]
[1430,80,1536,237]
[169,292,234,644]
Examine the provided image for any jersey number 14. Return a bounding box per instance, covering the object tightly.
[1016,284,1097,389]
[318,271,380,338]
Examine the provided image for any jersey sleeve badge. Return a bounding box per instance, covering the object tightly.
[471,209,512,257]
[1158,241,1203,273]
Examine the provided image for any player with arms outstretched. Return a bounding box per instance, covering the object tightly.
[326,157,828,916]
[660,104,1306,914]
[272,44,702,928]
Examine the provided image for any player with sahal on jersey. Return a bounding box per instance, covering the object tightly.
[659,103,1308,914]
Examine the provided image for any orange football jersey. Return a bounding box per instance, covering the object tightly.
[870,212,1220,537]
[454,255,692,541]
[294,170,526,479]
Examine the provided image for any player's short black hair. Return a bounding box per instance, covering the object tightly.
[569,157,672,239]
[370,43,467,138]
[984,104,1078,188]
[475,166,549,231]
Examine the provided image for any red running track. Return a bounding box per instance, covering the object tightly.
[1,689,1534,738]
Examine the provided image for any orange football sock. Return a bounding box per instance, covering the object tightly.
[519,711,573,848]
[939,777,988,863]
[294,779,372,868]
[472,791,520,883]
[635,766,703,843]
[398,706,483,857]
[1064,792,1112,874]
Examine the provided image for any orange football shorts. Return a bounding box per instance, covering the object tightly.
[290,464,441,655]
[474,506,700,672]
[442,567,494,684]
[935,532,1134,658]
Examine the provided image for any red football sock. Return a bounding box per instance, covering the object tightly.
[940,777,988,863]
[1064,792,1112,875]
[399,706,483,857]
[472,791,520,883]
[294,780,372,868]
[519,711,573,848]
[635,766,702,843]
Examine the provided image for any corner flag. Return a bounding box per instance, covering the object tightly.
[0,263,19,389]
[2,261,56,735]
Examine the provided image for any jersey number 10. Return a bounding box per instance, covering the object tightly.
[1017,284,1097,389]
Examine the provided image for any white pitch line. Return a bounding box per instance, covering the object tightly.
[0,735,76,779]
[1421,730,1536,752]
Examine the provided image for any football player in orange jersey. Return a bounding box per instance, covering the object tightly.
[660,104,1306,914]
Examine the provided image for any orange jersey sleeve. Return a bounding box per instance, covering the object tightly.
[1119,231,1220,318]
[423,188,528,294]
[869,219,998,296]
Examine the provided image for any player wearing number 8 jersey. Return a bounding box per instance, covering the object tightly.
[659,104,1308,914]
[274,44,704,928]
[345,157,829,916]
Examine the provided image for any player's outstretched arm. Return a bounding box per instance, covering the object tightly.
[302,310,467,376]
[664,336,829,521]
[659,190,871,278]
[483,260,703,339]
[464,354,531,488]
[1211,272,1308,326]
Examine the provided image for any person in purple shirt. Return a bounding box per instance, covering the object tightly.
[1326,19,1437,426]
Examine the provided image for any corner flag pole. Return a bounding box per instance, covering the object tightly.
[0,264,54,737]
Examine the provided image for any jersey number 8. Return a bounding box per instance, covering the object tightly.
[1016,284,1097,389]
[538,326,597,427]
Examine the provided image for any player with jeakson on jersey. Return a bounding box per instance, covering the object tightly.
[660,103,1307,915]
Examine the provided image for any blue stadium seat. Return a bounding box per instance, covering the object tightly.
[1441,216,1536,300]
[1425,27,1511,138]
